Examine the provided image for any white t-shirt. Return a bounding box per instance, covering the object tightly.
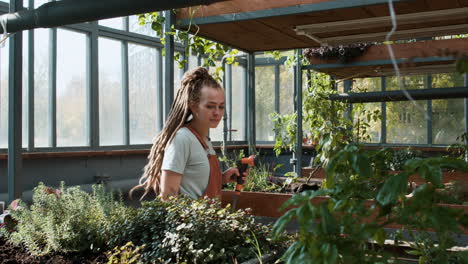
[161,127,216,199]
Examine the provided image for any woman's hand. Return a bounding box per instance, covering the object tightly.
[222,168,248,184]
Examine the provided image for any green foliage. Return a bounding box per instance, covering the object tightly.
[447,132,468,160]
[115,196,284,263]
[138,11,240,81]
[4,183,284,263]
[106,242,145,264]
[456,58,468,74]
[271,112,297,156]
[6,183,132,256]
[243,162,283,193]
[272,189,388,264]
[272,72,380,168]
[273,144,468,264]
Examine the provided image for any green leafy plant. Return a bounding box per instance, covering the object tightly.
[447,132,468,161]
[106,242,145,264]
[5,183,132,256]
[138,10,240,80]
[272,72,352,167]
[243,162,283,193]
[273,144,468,264]
[123,197,286,263]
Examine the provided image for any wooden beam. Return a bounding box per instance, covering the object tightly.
[318,24,468,46]
[295,7,468,34]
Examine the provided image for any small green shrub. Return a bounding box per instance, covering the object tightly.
[243,162,283,193]
[115,196,285,263]
[106,242,145,264]
[6,182,132,256]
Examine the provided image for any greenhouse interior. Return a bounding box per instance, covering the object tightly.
[0,0,467,263]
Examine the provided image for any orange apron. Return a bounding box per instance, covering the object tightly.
[185,126,222,199]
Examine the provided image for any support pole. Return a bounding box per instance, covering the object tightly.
[8,0,23,202]
[344,79,353,135]
[464,73,468,162]
[381,77,387,144]
[222,60,228,152]
[294,49,303,178]
[247,53,256,154]
[426,75,432,145]
[164,10,174,120]
[88,22,99,147]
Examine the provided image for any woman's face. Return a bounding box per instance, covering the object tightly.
[191,86,225,128]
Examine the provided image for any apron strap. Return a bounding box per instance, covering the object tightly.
[185,125,209,150]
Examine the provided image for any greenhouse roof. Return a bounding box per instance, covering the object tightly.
[176,0,468,52]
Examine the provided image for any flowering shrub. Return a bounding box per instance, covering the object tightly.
[115,196,285,263]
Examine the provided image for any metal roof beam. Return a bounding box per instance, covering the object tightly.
[0,0,226,34]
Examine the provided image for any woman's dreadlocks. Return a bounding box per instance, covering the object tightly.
[130,67,222,199]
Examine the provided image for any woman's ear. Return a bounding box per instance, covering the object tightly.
[189,103,197,118]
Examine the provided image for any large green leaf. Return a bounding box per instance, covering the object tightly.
[418,163,442,187]
[376,172,409,205]
[354,154,372,179]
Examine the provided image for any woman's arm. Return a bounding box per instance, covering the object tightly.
[160,170,183,200]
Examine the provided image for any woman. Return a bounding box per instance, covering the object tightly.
[131,67,243,200]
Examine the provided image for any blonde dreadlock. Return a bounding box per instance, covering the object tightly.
[130,67,222,200]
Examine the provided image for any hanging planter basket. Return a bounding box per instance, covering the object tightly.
[304,43,374,64]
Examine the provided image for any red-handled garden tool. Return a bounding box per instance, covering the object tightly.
[231,155,258,211]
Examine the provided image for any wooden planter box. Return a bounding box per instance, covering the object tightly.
[221,190,468,234]
[302,167,468,185]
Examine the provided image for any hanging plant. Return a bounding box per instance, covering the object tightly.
[138,9,240,81]
[304,43,373,63]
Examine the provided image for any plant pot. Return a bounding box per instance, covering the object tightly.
[301,167,468,185]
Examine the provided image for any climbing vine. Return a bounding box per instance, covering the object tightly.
[138,9,240,81]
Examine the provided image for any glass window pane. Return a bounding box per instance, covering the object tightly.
[386,75,427,91]
[0,34,29,148]
[354,103,381,143]
[353,77,381,92]
[56,29,88,147]
[231,64,245,141]
[432,99,464,145]
[255,66,275,141]
[387,101,427,144]
[129,43,157,144]
[189,52,198,70]
[129,15,156,37]
[279,65,293,115]
[431,72,464,88]
[0,40,8,148]
[99,18,124,30]
[34,0,48,8]
[99,37,124,146]
[34,28,50,147]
